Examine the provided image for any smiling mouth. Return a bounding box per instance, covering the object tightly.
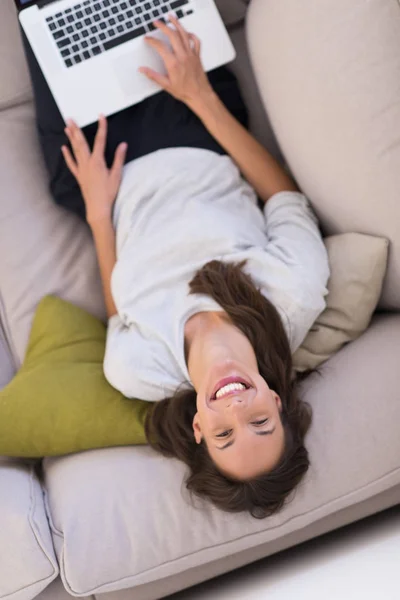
[210,377,252,401]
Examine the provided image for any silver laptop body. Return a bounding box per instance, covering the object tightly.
[19,0,236,127]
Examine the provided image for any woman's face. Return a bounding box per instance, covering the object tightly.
[192,361,286,481]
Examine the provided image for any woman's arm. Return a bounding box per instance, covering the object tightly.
[62,117,127,319]
[140,15,296,204]
[90,218,118,318]
[189,91,297,203]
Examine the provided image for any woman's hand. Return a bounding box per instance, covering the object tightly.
[139,15,214,110]
[62,116,127,226]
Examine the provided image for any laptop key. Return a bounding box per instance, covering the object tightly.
[111,6,119,13]
[58,18,66,26]
[100,21,107,28]
[85,7,93,14]
[53,30,65,39]
[104,25,146,50]
[109,28,116,36]
[72,44,80,52]
[120,1,127,8]
[82,29,89,37]
[126,20,133,28]
[161,5,168,13]
[66,25,74,33]
[75,54,82,63]
[117,14,125,21]
[76,10,83,18]
[76,21,83,29]
[94,14,101,21]
[143,13,150,21]
[57,38,71,48]
[84,17,91,25]
[94,3,101,9]
[171,0,187,9]
[126,9,133,17]
[65,58,73,67]
[92,46,101,55]
[109,17,116,25]
[49,23,57,31]
[176,9,183,18]
[46,16,54,22]
[90,36,97,44]
[117,24,124,32]
[134,16,141,24]
[81,39,89,47]
[61,48,71,57]
[99,32,106,40]
[67,15,75,22]
[83,50,91,59]
[91,25,99,33]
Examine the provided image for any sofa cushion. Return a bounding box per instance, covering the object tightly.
[43,314,400,596]
[0,1,32,110]
[0,296,149,458]
[293,233,388,372]
[246,0,400,310]
[0,103,107,367]
[0,461,59,600]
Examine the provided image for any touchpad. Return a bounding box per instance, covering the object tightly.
[113,33,170,96]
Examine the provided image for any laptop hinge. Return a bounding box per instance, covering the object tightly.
[37,0,62,9]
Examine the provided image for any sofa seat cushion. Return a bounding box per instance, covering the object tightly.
[0,103,106,366]
[0,1,32,110]
[246,0,400,310]
[42,314,400,596]
[0,460,59,600]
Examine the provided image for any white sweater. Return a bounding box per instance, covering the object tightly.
[104,147,330,401]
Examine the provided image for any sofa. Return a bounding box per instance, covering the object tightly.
[1,0,399,599]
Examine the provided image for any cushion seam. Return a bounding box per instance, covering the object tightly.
[0,289,20,371]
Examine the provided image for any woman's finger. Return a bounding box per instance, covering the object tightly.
[65,119,90,162]
[93,114,108,158]
[138,66,170,89]
[110,142,128,185]
[168,14,190,51]
[152,18,185,57]
[189,33,201,56]
[61,145,79,179]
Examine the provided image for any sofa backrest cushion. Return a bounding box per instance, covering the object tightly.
[247,0,400,310]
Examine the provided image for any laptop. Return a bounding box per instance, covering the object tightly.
[17,0,236,127]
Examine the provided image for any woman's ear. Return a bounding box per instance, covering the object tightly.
[192,413,202,444]
[271,391,283,413]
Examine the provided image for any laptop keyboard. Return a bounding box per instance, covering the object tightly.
[45,0,194,68]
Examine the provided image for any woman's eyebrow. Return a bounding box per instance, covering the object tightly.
[217,426,277,451]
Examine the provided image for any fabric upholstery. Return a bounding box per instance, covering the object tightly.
[0,296,148,458]
[0,1,32,110]
[43,314,400,596]
[246,0,400,310]
[293,233,389,372]
[0,102,107,367]
[0,462,59,600]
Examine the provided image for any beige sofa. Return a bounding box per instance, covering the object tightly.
[1,1,399,599]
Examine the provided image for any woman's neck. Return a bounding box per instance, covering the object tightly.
[184,311,256,389]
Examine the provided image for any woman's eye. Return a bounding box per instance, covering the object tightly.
[252,419,268,426]
[216,430,231,438]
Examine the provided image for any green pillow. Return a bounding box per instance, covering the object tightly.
[0,296,150,457]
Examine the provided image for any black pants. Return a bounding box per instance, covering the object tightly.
[22,31,248,220]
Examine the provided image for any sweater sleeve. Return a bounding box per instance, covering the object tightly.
[261,191,330,351]
[104,314,160,401]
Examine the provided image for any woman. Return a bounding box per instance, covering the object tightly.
[24,16,330,518]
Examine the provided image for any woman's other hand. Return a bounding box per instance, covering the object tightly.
[62,116,127,226]
[139,15,213,110]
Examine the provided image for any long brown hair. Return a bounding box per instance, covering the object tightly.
[145,260,312,519]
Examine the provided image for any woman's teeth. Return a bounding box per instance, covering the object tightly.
[215,382,247,399]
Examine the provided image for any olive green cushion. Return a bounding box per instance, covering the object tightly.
[0,295,150,457]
